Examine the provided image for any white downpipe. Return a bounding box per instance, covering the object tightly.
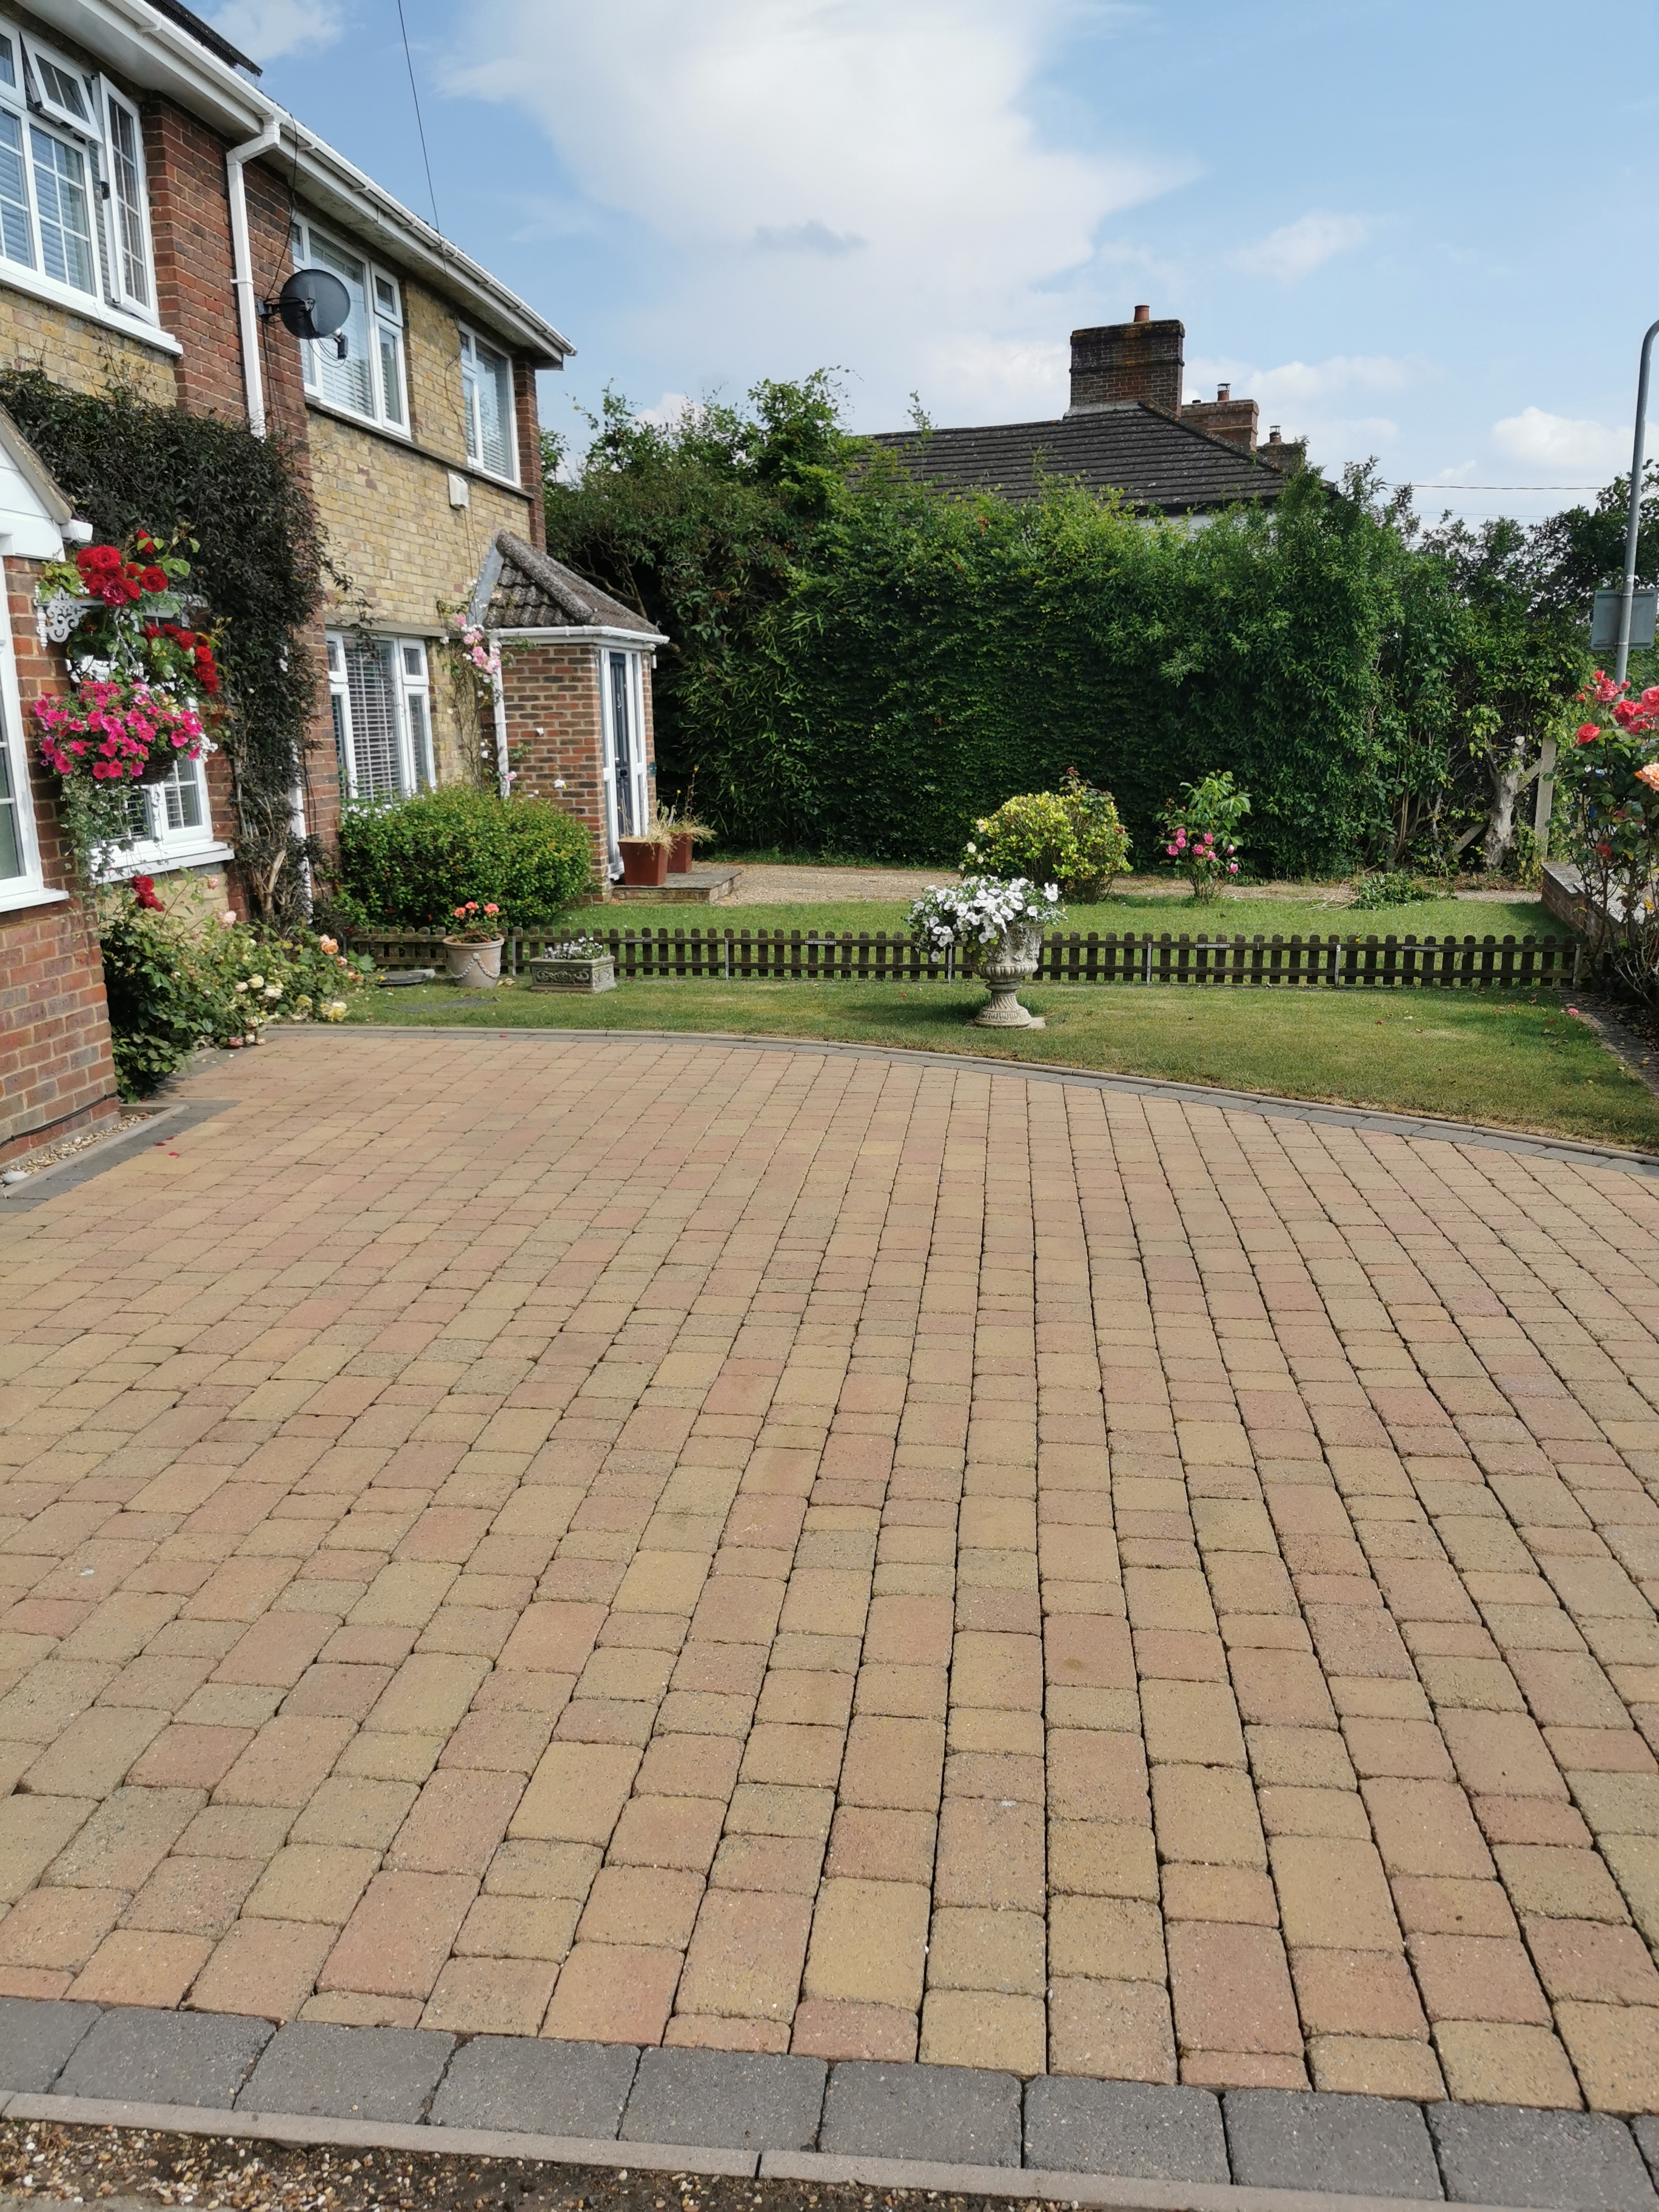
[491,655,509,797]
[226,118,282,440]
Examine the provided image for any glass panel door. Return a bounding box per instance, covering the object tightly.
[608,651,635,838]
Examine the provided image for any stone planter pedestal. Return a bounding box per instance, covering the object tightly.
[527,952,616,994]
[973,925,1045,1029]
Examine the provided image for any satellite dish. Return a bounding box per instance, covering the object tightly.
[270,267,352,344]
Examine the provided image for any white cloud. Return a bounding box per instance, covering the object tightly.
[448,0,1193,424]
[1233,212,1370,283]
[208,0,344,60]
[1492,405,1627,474]
[754,221,866,257]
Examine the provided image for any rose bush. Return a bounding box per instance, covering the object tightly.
[97,873,367,1098]
[1160,770,1250,902]
[1556,669,1659,996]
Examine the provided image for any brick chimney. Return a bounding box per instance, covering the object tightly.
[1259,426,1307,472]
[1069,306,1184,417]
[1181,382,1260,454]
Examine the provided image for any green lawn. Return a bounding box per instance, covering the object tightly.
[592,891,1552,941]
[346,977,1658,1151]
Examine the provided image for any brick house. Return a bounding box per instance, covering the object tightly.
[0,0,588,1164]
[473,532,666,879]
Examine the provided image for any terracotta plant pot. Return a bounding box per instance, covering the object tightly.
[667,832,694,874]
[618,838,669,887]
[443,936,504,987]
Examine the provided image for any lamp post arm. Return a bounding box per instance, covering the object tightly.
[1615,318,1659,684]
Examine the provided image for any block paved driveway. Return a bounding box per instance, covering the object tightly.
[5,1031,1659,2117]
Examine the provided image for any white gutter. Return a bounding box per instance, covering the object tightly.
[226,115,281,439]
[491,659,510,799]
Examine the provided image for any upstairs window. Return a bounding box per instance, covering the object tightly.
[460,326,515,480]
[0,24,155,318]
[292,217,407,432]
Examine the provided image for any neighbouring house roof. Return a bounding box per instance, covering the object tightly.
[870,400,1297,515]
[474,532,666,642]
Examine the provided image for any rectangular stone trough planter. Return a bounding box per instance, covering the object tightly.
[526,953,617,994]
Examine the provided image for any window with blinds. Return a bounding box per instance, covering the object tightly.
[344,640,401,801]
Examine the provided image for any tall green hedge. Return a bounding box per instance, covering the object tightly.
[674,468,1402,874]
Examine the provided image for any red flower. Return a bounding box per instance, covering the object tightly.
[130,874,164,911]
[78,544,121,575]
[139,566,168,594]
[193,646,213,665]
[173,630,195,648]
[1576,723,1601,745]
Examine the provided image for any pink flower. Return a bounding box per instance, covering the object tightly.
[483,903,499,916]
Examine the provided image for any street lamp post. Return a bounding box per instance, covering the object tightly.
[1614,318,1659,684]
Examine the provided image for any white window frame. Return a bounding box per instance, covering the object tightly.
[109,751,230,878]
[599,648,648,874]
[0,557,50,911]
[459,324,518,484]
[0,22,158,329]
[101,84,150,313]
[330,631,434,802]
[292,216,409,436]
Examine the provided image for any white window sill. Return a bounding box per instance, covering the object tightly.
[99,839,236,882]
[306,393,412,445]
[0,264,180,355]
[0,881,68,914]
[463,454,523,492]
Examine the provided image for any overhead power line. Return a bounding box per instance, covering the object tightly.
[395,0,441,235]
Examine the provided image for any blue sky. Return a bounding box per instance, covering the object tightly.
[215,0,1659,526]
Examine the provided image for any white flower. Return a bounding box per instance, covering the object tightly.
[235,980,247,993]
[219,911,236,927]
[248,973,264,989]
[323,1000,347,1021]
[264,983,282,1000]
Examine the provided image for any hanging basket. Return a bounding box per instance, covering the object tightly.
[136,743,200,786]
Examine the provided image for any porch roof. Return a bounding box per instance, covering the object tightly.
[475,533,665,642]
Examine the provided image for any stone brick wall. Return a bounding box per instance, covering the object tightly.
[0,561,118,1165]
[0,294,175,400]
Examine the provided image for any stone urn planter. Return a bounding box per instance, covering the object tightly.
[618,837,669,887]
[666,831,694,874]
[973,923,1046,1029]
[444,937,504,987]
[528,949,616,994]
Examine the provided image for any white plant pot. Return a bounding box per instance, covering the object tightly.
[444,937,504,987]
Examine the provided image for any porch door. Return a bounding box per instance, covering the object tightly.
[600,649,647,875]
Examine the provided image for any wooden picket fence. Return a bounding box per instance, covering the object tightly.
[355,925,1580,991]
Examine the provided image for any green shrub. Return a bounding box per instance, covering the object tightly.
[1349,870,1436,911]
[98,875,365,1098]
[964,773,1131,897]
[338,789,594,928]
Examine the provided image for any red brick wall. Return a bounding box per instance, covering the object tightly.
[1,562,119,1165]
[498,638,657,885]
[500,639,604,875]
[514,364,545,551]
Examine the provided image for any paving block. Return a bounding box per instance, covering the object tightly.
[1632,2117,1659,2190]
[0,1997,100,2090]
[1429,2105,1654,2211]
[819,2060,1021,2166]
[621,2048,827,2151]
[238,2021,455,2121]
[1225,2090,1441,2199]
[428,2034,639,2138]
[56,2006,272,2107]
[1024,2077,1227,2181]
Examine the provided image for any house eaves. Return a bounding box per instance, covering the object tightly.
[28,0,576,369]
